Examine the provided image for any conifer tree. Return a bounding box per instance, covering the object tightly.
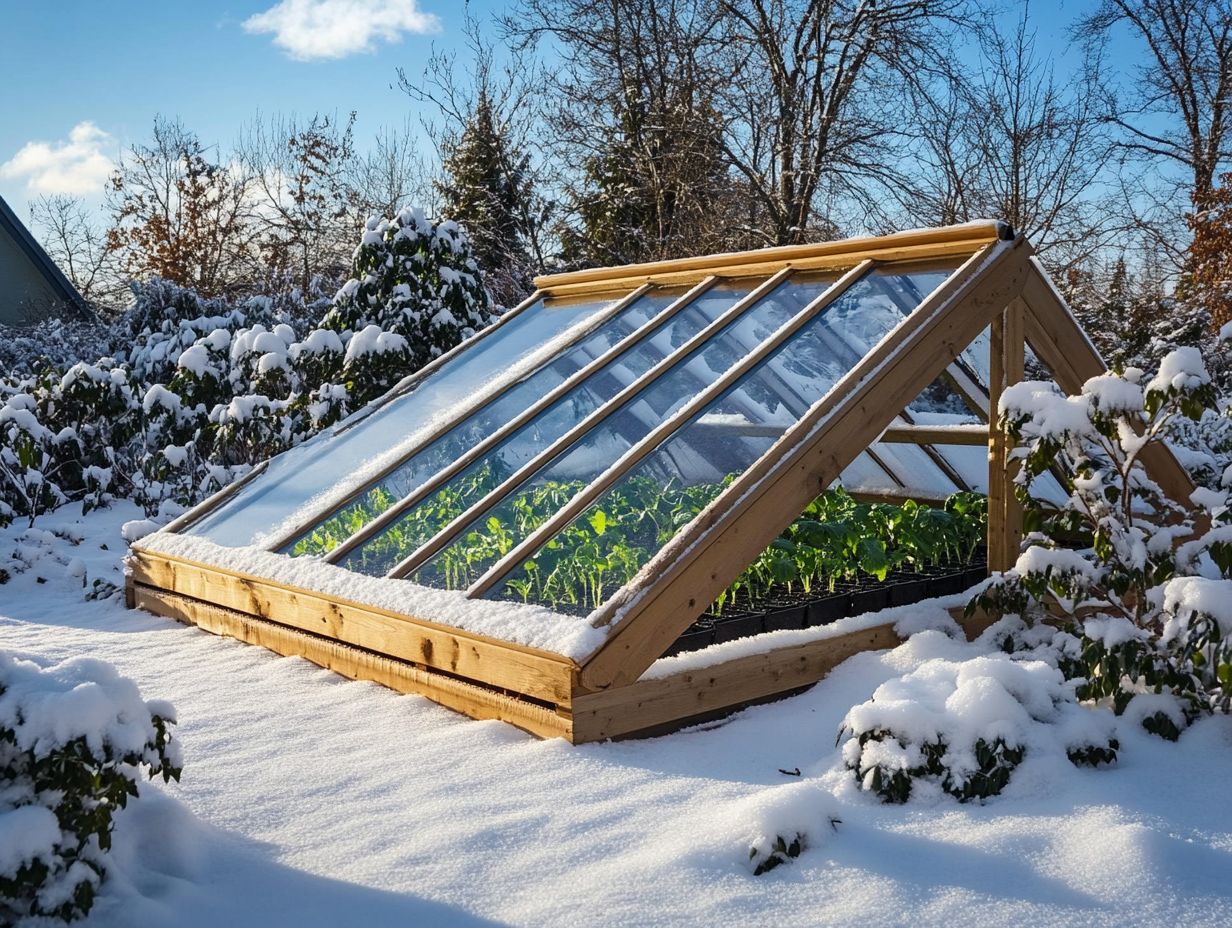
[435,92,534,304]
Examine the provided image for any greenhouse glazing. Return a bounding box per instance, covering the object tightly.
[128,222,1196,741]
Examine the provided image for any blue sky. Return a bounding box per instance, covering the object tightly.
[0,0,502,219]
[0,0,1106,225]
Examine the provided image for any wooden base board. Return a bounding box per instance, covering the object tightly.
[131,579,995,744]
[134,584,574,741]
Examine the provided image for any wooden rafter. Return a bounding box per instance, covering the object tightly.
[576,239,1031,690]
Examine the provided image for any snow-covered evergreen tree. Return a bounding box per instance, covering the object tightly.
[435,92,534,303]
[324,208,493,404]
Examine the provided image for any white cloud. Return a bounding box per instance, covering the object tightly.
[243,0,440,61]
[0,122,116,196]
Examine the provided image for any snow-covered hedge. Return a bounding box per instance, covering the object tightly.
[0,650,181,923]
[0,209,491,529]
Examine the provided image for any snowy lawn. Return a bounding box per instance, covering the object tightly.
[3,504,1232,927]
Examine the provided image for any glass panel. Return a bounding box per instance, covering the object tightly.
[908,375,984,420]
[344,273,837,579]
[186,293,629,548]
[836,452,899,490]
[484,264,957,611]
[867,442,962,496]
[283,287,688,557]
[927,443,1069,507]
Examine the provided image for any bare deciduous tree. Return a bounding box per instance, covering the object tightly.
[902,9,1120,272]
[29,195,126,311]
[713,0,967,245]
[351,120,433,220]
[402,7,551,276]
[106,117,254,298]
[1078,0,1232,209]
[237,111,361,293]
[504,0,741,264]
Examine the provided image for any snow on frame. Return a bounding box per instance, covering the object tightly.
[134,531,608,659]
[601,240,1013,631]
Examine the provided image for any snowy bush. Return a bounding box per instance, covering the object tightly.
[0,210,491,527]
[970,346,1232,737]
[839,653,1118,804]
[323,208,492,402]
[0,650,181,923]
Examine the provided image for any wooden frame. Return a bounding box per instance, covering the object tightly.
[129,225,1198,743]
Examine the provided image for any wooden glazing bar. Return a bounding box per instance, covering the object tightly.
[577,239,1029,689]
[263,283,654,553]
[383,266,803,579]
[465,260,879,597]
[315,278,721,564]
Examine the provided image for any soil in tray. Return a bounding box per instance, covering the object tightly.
[665,561,985,656]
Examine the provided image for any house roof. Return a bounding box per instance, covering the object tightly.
[0,193,89,319]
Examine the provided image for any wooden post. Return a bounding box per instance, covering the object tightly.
[1003,299,1026,564]
[987,315,1005,571]
[987,300,1025,573]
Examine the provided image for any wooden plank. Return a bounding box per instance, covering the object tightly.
[570,623,903,742]
[572,588,1010,743]
[1020,259,1197,510]
[987,313,1008,571]
[128,549,577,704]
[536,222,1003,296]
[848,489,951,507]
[880,424,988,446]
[135,585,572,741]
[578,239,1032,690]
[1003,299,1026,564]
[465,259,877,596]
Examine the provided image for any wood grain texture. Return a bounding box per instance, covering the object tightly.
[536,223,1002,296]
[128,549,577,703]
[571,623,901,741]
[578,239,1032,690]
[134,584,572,740]
[879,424,989,446]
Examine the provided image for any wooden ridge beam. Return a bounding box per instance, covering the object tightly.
[539,240,995,298]
[128,549,577,704]
[535,222,1003,296]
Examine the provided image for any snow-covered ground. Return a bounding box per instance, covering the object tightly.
[3,503,1232,927]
